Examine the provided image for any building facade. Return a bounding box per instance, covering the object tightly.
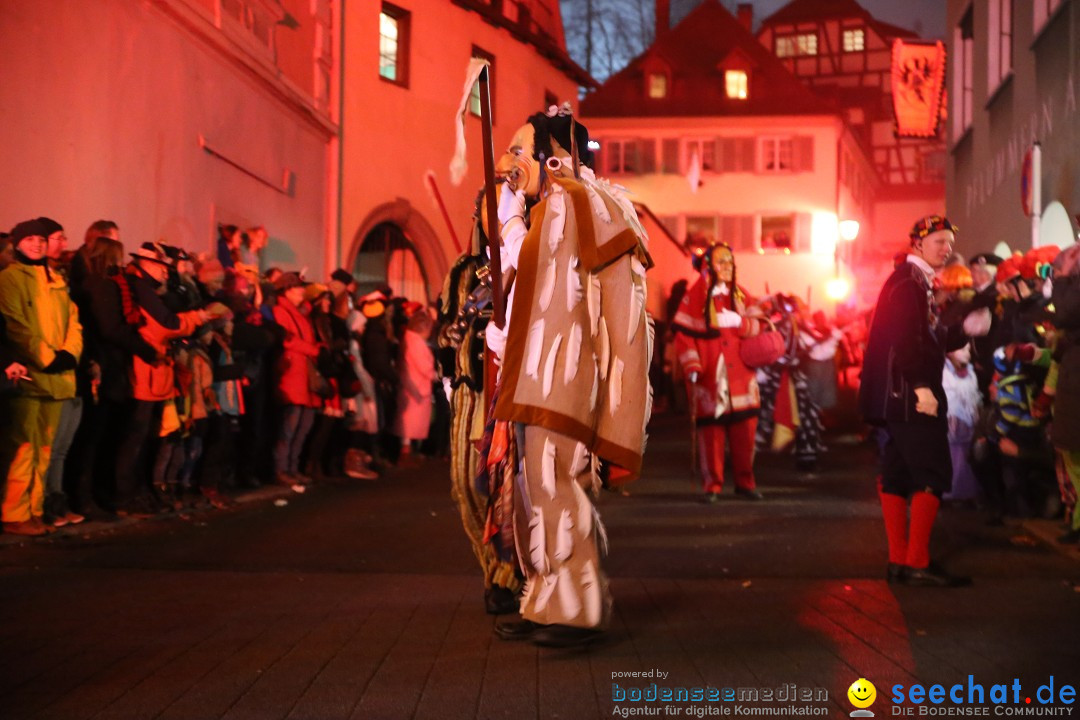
[0,0,339,274]
[341,0,589,301]
[945,0,1079,256]
[582,0,877,311]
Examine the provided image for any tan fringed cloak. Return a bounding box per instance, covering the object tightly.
[493,175,652,481]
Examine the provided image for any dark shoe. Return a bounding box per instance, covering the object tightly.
[494,619,542,641]
[1057,528,1080,544]
[735,487,764,501]
[531,624,605,648]
[901,564,972,588]
[3,519,48,536]
[485,586,520,615]
[886,563,905,584]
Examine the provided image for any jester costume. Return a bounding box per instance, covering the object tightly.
[437,228,521,613]
[754,298,825,471]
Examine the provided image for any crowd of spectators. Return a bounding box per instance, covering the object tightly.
[0,218,444,537]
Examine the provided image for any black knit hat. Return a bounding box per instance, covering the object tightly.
[9,219,49,243]
[330,268,354,285]
[37,217,63,236]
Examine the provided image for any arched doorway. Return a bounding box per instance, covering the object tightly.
[348,199,448,302]
[353,222,429,302]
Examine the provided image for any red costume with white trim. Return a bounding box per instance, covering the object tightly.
[672,246,761,497]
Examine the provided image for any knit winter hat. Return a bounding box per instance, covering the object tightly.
[36,217,63,236]
[9,219,49,243]
[330,268,353,285]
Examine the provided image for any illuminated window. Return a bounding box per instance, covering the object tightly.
[842,28,865,52]
[724,70,748,99]
[1034,0,1063,35]
[379,3,410,86]
[987,0,1012,91]
[760,137,793,172]
[775,32,817,57]
[648,72,668,99]
[468,47,495,119]
[760,215,795,253]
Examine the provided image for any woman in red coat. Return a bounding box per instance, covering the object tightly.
[271,272,322,485]
[672,243,763,502]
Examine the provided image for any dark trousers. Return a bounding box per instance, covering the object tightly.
[881,418,952,497]
[274,405,316,475]
[66,398,129,511]
[114,400,164,507]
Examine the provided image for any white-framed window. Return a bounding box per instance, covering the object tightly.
[605,140,638,174]
[775,32,817,58]
[648,72,668,99]
[1034,0,1064,35]
[952,6,974,139]
[842,28,865,52]
[686,216,718,245]
[218,0,277,57]
[759,214,795,253]
[987,0,1013,92]
[760,137,793,172]
[379,3,410,86]
[685,139,716,172]
[724,70,748,99]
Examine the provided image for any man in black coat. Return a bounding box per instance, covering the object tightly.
[860,215,975,587]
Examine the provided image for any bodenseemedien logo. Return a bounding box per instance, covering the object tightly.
[848,678,877,717]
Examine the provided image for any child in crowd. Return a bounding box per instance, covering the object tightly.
[942,343,981,502]
[394,304,436,466]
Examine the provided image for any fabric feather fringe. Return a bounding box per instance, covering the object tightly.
[566,256,583,312]
[542,333,562,398]
[525,319,545,380]
[593,505,609,557]
[598,318,610,381]
[573,480,592,536]
[581,560,602,626]
[570,441,589,478]
[528,506,548,575]
[533,576,556,614]
[627,274,645,345]
[608,357,624,416]
[556,565,582,620]
[584,184,612,224]
[539,261,557,312]
[541,437,557,500]
[547,189,566,256]
[587,273,602,337]
[588,358,599,411]
[563,323,582,385]
[554,509,574,562]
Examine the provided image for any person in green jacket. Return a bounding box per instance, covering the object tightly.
[0,218,82,536]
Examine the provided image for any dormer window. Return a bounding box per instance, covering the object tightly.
[648,72,668,99]
[842,28,865,52]
[725,70,748,99]
[775,32,817,57]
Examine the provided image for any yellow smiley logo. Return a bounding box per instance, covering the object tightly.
[847,678,877,709]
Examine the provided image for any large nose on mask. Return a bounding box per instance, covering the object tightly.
[495,153,515,178]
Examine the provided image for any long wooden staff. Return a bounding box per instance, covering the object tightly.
[689,378,698,483]
[477,66,505,330]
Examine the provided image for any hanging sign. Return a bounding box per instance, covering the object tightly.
[891,40,947,138]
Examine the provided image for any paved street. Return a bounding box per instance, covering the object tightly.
[1,410,1078,720]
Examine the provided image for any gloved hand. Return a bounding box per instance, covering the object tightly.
[914,386,938,417]
[43,350,77,374]
[688,371,699,384]
[716,309,742,329]
[442,377,453,403]
[962,307,992,337]
[497,182,526,228]
[486,323,506,366]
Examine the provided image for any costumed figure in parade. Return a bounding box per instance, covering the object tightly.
[672,243,764,502]
[437,201,522,615]
[472,101,653,647]
[860,215,988,587]
[753,293,825,472]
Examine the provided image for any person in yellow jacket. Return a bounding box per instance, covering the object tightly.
[0,218,82,536]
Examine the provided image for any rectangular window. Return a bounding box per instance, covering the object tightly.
[775,32,817,58]
[662,138,680,174]
[760,137,793,172]
[686,139,715,172]
[1034,0,1063,35]
[605,140,639,175]
[724,70,748,99]
[759,215,795,253]
[952,6,974,139]
[686,216,718,245]
[379,3,410,86]
[842,28,865,52]
[987,0,1012,92]
[648,73,668,99]
[468,47,495,119]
